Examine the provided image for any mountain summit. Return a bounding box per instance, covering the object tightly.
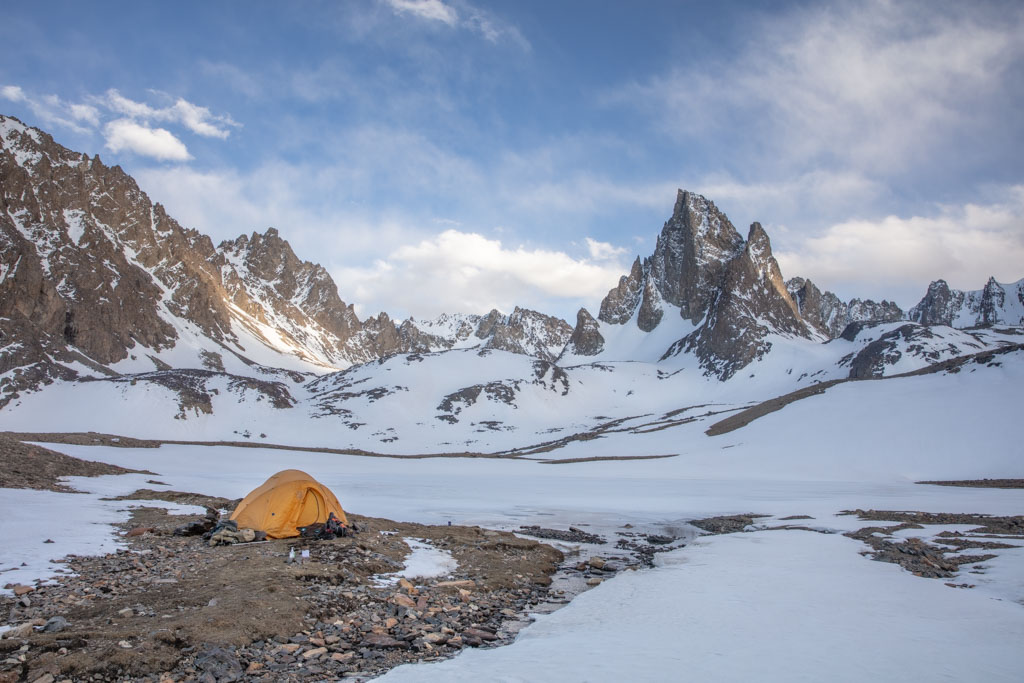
[565,190,816,378]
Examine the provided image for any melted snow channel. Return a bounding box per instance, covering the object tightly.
[373,538,457,586]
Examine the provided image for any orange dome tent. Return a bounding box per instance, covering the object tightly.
[230,469,348,539]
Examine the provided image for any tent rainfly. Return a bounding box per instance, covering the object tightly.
[230,469,348,539]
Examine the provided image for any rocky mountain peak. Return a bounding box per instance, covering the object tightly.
[651,190,745,324]
[577,190,819,377]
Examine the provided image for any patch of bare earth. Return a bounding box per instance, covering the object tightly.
[917,479,1024,489]
[838,510,1024,583]
[0,434,152,492]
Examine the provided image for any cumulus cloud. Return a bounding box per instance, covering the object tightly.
[775,187,1024,305]
[1,85,25,102]
[104,119,191,161]
[585,237,628,261]
[337,229,627,318]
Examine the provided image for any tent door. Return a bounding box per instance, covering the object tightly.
[297,489,325,527]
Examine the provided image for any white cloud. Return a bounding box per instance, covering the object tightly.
[103,119,191,161]
[384,0,457,26]
[380,0,529,49]
[1,84,237,148]
[1,85,26,102]
[102,89,238,139]
[586,237,627,261]
[338,229,626,318]
[615,1,1024,175]
[1,84,92,134]
[69,103,100,127]
[775,187,1024,306]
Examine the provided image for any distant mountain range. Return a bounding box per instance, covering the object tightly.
[1,114,1021,452]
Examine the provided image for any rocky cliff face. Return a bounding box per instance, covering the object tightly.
[571,191,817,378]
[908,277,1024,327]
[786,277,904,339]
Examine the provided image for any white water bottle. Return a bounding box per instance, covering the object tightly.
[288,547,295,564]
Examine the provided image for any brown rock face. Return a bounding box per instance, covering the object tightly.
[563,308,605,357]
[787,277,903,338]
[599,257,644,325]
[577,191,818,378]
[648,190,745,324]
[665,222,814,378]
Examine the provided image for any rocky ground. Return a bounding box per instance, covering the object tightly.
[0,436,152,493]
[0,498,568,683]
[0,446,678,683]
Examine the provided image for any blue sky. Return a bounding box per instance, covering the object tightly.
[3,0,1023,320]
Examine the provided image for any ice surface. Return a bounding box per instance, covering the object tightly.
[380,531,1024,682]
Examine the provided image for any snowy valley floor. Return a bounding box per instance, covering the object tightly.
[1,437,1023,682]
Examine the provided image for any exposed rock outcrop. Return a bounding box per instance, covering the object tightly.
[563,309,604,357]
[786,277,903,339]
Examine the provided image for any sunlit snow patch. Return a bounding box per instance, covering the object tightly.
[373,539,457,586]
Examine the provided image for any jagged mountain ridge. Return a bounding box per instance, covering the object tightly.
[908,277,1024,328]
[786,277,904,339]
[0,114,571,404]
[3,113,1023,439]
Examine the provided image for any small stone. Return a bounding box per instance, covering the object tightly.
[463,628,497,642]
[586,577,603,586]
[118,640,133,649]
[12,585,34,596]
[423,632,447,644]
[384,617,398,629]
[398,578,418,595]
[361,633,408,649]
[277,643,301,654]
[589,557,607,570]
[435,580,475,589]
[245,662,263,673]
[302,647,328,660]
[391,593,416,608]
[331,652,354,662]
[42,616,69,633]
[118,608,134,618]
[31,674,55,683]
